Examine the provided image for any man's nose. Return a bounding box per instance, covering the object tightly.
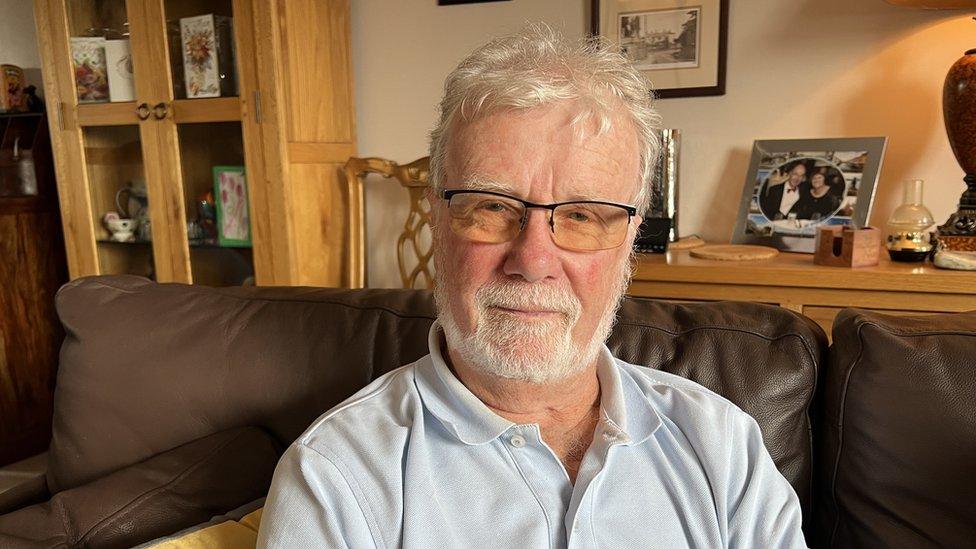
[502,209,561,283]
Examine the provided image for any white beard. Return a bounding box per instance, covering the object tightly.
[434,255,633,385]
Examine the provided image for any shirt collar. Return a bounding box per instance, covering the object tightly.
[594,345,662,446]
[415,321,662,446]
[415,322,514,445]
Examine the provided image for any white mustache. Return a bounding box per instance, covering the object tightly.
[475,280,582,321]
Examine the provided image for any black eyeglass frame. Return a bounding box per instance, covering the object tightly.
[438,189,637,229]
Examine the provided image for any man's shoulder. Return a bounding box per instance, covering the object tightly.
[616,359,739,419]
[297,359,426,455]
[614,359,764,459]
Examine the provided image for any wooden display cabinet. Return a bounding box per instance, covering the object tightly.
[33,0,356,286]
[0,111,67,465]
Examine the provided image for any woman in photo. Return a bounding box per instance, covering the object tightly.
[792,169,841,220]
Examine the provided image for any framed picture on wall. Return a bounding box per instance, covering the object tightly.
[213,165,252,247]
[591,0,728,98]
[731,137,888,253]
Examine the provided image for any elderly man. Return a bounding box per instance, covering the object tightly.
[258,25,805,548]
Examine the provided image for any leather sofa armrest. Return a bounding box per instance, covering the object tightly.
[0,427,279,549]
[0,453,49,516]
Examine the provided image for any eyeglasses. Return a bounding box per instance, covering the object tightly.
[438,189,637,252]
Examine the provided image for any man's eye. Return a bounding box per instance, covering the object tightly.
[567,211,591,223]
[478,201,509,213]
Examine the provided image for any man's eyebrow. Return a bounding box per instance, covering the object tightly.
[563,189,606,202]
[457,175,516,194]
[456,176,633,204]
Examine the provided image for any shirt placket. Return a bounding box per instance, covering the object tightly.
[503,424,574,548]
[565,420,629,548]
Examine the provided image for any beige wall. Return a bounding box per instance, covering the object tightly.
[351,1,972,288]
[655,1,970,247]
[0,0,43,93]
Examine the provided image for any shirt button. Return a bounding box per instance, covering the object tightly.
[510,434,526,448]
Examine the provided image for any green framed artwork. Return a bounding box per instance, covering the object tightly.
[213,165,251,247]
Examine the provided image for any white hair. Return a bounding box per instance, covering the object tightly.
[428,23,661,214]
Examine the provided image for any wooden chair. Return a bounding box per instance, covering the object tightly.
[342,156,434,289]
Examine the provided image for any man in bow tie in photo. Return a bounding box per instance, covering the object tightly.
[760,160,811,220]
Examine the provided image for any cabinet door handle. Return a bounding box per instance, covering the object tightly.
[136,102,151,120]
[152,102,169,120]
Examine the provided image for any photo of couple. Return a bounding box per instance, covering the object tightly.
[744,150,866,240]
[757,159,848,222]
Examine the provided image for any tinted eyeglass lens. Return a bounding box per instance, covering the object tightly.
[446,192,632,251]
[447,192,524,244]
[553,202,631,251]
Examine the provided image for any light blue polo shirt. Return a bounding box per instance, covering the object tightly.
[257,322,806,548]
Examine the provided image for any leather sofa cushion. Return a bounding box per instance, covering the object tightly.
[819,309,976,548]
[0,427,277,549]
[49,275,824,522]
[49,276,435,493]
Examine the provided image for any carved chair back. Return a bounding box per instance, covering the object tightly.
[342,156,434,289]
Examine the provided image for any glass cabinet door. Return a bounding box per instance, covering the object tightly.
[59,0,158,278]
[154,0,257,286]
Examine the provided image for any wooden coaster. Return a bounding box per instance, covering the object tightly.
[690,244,780,261]
[668,235,706,250]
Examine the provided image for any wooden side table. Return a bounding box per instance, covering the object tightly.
[629,248,976,337]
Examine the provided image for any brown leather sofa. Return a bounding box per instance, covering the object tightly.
[0,275,973,548]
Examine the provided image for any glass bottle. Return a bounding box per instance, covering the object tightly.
[886,179,935,262]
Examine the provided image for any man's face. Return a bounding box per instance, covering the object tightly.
[788,164,806,187]
[432,101,641,383]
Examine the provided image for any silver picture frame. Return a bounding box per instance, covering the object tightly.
[731,137,887,253]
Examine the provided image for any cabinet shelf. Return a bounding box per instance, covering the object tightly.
[0,112,44,119]
[97,238,252,250]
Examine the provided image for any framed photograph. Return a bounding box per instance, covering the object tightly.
[213,166,251,247]
[592,0,728,98]
[731,137,888,253]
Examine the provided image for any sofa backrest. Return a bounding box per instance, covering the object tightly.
[818,309,976,548]
[50,275,825,521]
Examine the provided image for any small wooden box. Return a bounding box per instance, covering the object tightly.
[814,226,881,268]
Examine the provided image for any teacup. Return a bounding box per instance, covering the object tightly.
[106,218,136,242]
